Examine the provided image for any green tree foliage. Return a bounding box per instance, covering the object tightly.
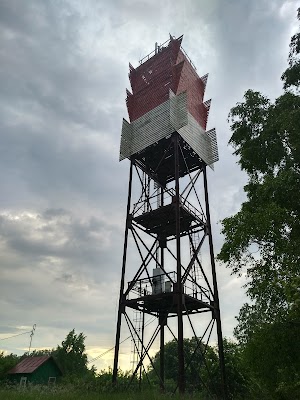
[219,87,300,319]
[218,8,300,324]
[149,337,217,390]
[149,338,250,399]
[21,348,54,359]
[0,352,19,381]
[240,318,300,399]
[218,8,300,399]
[55,329,94,380]
[282,8,300,90]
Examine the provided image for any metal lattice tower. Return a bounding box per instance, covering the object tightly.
[112,35,227,398]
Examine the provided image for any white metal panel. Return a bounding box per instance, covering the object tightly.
[132,100,172,154]
[120,98,173,160]
[119,118,133,161]
[119,91,218,168]
[178,113,218,168]
[206,128,219,164]
[120,91,189,161]
[170,90,188,131]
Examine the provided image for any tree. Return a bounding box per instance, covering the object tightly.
[238,316,300,399]
[218,8,300,324]
[218,8,300,399]
[282,8,300,90]
[54,329,93,379]
[149,337,216,393]
[0,352,19,381]
[21,348,54,359]
[149,338,250,399]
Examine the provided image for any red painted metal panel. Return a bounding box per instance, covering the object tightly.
[126,36,209,130]
[8,356,51,374]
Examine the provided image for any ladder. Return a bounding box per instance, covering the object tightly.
[190,230,203,297]
[130,309,143,372]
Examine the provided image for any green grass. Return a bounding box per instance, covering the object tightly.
[0,388,203,400]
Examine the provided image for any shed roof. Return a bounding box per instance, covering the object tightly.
[8,356,57,374]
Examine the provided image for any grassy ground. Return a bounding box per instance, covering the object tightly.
[0,388,202,400]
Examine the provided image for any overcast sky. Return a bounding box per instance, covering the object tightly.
[0,0,298,371]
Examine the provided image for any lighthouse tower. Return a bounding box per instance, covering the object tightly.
[112,35,226,398]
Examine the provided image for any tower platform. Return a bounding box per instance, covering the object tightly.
[125,292,213,316]
[133,198,205,238]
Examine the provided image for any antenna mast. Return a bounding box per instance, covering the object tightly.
[28,324,36,353]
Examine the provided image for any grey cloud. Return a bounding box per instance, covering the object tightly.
[0,0,127,204]
[0,210,123,287]
[56,272,74,284]
[43,208,71,219]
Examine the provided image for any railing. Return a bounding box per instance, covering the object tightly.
[137,36,196,72]
[129,272,176,297]
[139,37,172,65]
[180,46,197,72]
[132,187,205,222]
[171,188,205,222]
[127,272,211,303]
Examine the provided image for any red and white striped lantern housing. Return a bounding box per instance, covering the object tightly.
[120,35,218,168]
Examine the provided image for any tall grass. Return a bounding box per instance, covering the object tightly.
[0,386,206,400]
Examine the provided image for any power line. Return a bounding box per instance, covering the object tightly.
[88,316,157,364]
[88,334,131,364]
[0,330,31,341]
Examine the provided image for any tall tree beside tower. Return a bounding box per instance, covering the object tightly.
[218,8,300,399]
